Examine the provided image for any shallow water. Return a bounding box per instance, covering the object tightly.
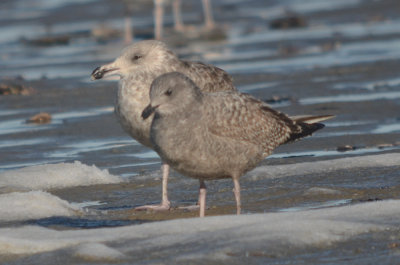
[0,0,400,264]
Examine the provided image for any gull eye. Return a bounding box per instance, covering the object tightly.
[132,55,142,61]
[165,89,172,96]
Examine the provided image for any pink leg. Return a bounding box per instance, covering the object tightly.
[199,180,207,217]
[134,163,171,211]
[173,0,185,32]
[233,177,241,215]
[202,0,215,30]
[161,163,170,206]
[154,0,164,40]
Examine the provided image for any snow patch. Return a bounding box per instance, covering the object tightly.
[73,243,126,261]
[0,191,81,222]
[250,153,400,180]
[304,187,342,196]
[0,200,398,259]
[0,161,123,191]
[279,199,351,212]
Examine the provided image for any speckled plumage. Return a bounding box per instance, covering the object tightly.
[113,40,235,147]
[91,40,235,210]
[145,72,332,216]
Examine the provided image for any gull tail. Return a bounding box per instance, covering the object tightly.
[286,115,335,143]
[290,115,335,124]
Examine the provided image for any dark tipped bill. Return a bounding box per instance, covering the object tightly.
[91,66,103,80]
[141,104,157,120]
[91,66,119,80]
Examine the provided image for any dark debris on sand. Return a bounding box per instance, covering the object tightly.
[21,35,70,46]
[0,82,34,96]
[26,112,52,124]
[270,12,308,29]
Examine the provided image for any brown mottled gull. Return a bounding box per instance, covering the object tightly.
[91,40,235,210]
[142,72,334,217]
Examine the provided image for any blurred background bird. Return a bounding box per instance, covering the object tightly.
[121,0,216,43]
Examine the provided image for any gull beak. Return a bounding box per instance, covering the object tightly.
[91,63,120,80]
[141,104,158,120]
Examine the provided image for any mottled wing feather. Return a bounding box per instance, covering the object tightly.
[205,92,299,155]
[181,61,236,92]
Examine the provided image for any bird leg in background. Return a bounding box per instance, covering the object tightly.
[154,0,164,40]
[199,180,207,217]
[172,0,185,32]
[202,0,215,30]
[124,16,133,44]
[233,177,241,215]
[134,163,171,211]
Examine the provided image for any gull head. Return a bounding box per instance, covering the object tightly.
[142,72,202,120]
[91,40,176,81]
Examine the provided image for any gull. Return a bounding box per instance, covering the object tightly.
[91,40,235,210]
[142,72,334,217]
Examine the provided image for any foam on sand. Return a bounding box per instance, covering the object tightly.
[0,200,399,261]
[0,161,123,191]
[0,191,81,222]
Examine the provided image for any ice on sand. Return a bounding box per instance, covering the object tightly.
[0,200,399,261]
[0,153,398,261]
[73,243,126,261]
[0,161,123,191]
[0,161,121,222]
[250,153,400,180]
[0,191,80,222]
